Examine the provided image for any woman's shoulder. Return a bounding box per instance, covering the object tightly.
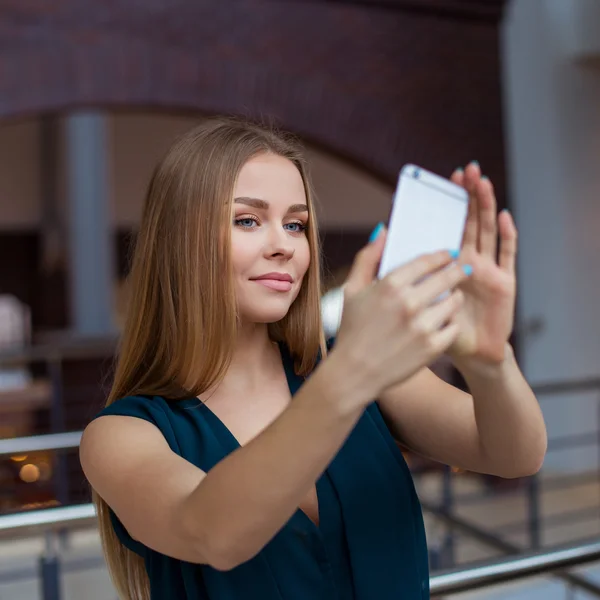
[92,394,187,426]
[90,394,208,458]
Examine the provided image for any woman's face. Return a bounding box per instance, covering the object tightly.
[231,153,311,325]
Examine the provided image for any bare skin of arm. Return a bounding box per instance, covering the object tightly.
[81,351,367,571]
[378,349,547,479]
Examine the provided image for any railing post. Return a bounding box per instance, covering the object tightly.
[47,355,68,506]
[47,354,71,554]
[527,472,541,549]
[441,465,456,567]
[39,531,62,600]
[428,516,445,571]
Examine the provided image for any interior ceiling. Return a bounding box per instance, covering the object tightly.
[287,0,507,21]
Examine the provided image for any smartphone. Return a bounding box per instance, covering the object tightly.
[377,164,469,279]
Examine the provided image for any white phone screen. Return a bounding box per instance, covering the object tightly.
[378,165,469,279]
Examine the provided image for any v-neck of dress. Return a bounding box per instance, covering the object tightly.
[187,341,326,534]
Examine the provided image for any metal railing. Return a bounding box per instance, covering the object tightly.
[0,332,117,366]
[0,504,96,539]
[0,431,81,457]
[423,501,600,596]
[430,539,600,596]
[4,336,600,598]
[2,499,600,597]
[522,376,600,553]
[0,333,117,512]
[425,373,600,574]
[0,335,115,600]
[0,430,94,600]
[1,432,600,598]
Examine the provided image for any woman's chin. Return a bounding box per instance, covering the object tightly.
[240,305,292,325]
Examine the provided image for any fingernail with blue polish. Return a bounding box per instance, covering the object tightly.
[463,265,473,276]
[471,160,479,167]
[369,222,384,243]
[449,249,460,259]
[481,175,489,181]
[456,167,464,173]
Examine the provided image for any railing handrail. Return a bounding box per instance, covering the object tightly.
[0,504,96,539]
[531,377,600,396]
[3,331,600,396]
[1,503,600,595]
[0,333,118,365]
[422,500,600,595]
[0,431,82,457]
[430,539,600,595]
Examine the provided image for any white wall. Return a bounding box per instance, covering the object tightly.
[0,113,393,231]
[502,0,600,472]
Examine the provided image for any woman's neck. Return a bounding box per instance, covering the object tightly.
[213,323,281,398]
[234,322,273,356]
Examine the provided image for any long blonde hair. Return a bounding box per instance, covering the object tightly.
[93,116,326,599]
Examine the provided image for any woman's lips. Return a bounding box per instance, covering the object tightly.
[252,279,293,292]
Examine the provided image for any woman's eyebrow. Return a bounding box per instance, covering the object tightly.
[234,197,308,214]
[234,197,269,210]
[287,203,309,214]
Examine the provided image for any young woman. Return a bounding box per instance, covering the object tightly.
[80,117,547,600]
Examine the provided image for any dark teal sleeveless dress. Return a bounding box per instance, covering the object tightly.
[92,341,430,599]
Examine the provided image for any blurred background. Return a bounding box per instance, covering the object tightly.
[1,0,600,598]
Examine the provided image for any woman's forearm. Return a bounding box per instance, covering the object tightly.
[181,349,368,570]
[458,344,547,478]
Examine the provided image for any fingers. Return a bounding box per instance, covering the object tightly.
[344,224,387,295]
[414,289,464,334]
[460,163,479,252]
[454,163,498,259]
[498,209,518,274]
[378,255,471,332]
[450,168,465,188]
[410,262,471,308]
[477,176,498,258]
[429,321,461,355]
[385,250,458,290]
[410,291,463,356]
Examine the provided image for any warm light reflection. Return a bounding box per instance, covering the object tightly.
[37,460,53,481]
[19,463,40,483]
[10,455,28,462]
[20,500,61,511]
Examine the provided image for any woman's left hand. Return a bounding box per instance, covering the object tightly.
[447,162,518,368]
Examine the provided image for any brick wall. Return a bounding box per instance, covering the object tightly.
[0,0,508,502]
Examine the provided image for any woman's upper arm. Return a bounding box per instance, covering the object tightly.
[377,368,484,472]
[79,415,210,563]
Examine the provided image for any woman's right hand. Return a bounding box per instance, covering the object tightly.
[332,226,472,403]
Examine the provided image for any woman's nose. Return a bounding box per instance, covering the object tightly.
[265,225,295,259]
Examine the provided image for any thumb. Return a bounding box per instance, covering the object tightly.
[344,223,387,295]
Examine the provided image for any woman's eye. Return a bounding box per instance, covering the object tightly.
[235,217,258,228]
[234,217,306,232]
[285,222,307,233]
